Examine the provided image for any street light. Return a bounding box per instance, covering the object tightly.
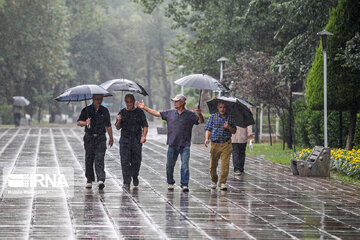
[317,30,333,148]
[178,65,185,95]
[217,57,228,96]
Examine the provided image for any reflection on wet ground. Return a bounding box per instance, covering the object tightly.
[0,126,359,239]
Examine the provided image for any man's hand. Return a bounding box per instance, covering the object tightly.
[224,121,229,129]
[108,138,113,147]
[196,107,202,115]
[204,139,209,147]
[140,136,146,144]
[116,114,122,121]
[86,118,91,126]
[136,100,145,109]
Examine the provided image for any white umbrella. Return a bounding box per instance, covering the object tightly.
[175,74,229,107]
[13,96,30,107]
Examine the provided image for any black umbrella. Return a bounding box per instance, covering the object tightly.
[206,96,255,128]
[13,96,30,107]
[55,84,112,128]
[174,74,229,107]
[100,79,148,96]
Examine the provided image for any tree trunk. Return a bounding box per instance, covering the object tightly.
[267,105,272,146]
[145,48,154,121]
[339,111,343,148]
[345,109,357,150]
[287,82,293,149]
[255,107,259,143]
[38,106,42,123]
[157,20,171,110]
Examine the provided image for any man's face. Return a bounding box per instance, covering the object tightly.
[217,103,227,115]
[173,100,184,109]
[92,94,103,105]
[125,97,135,109]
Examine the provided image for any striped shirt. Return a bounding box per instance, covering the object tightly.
[204,112,235,142]
[160,109,199,147]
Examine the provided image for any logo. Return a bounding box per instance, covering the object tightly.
[3,167,74,198]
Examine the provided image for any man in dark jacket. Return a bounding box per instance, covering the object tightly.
[77,94,113,190]
[115,94,148,189]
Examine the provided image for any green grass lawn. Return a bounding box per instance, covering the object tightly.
[247,142,296,165]
[247,142,360,186]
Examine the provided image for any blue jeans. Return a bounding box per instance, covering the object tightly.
[166,145,190,187]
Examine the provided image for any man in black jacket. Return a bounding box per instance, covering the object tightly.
[77,94,113,190]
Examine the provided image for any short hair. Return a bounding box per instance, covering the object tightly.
[217,101,227,107]
[124,93,135,102]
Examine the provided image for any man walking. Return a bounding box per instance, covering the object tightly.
[115,94,148,189]
[136,94,204,192]
[204,102,236,191]
[231,125,253,175]
[77,94,113,190]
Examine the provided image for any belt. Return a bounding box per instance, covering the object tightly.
[212,138,231,143]
[86,133,105,137]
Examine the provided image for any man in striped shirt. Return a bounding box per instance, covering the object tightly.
[204,102,236,190]
[136,94,204,192]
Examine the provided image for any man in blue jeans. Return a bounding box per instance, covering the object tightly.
[136,94,204,192]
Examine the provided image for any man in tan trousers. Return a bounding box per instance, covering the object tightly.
[204,102,236,190]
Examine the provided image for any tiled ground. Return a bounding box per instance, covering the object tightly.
[0,126,359,239]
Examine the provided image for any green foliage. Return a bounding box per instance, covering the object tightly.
[306,0,360,112]
[0,104,13,124]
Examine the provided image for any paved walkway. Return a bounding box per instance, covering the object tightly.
[0,126,359,239]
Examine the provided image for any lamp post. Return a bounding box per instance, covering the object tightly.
[178,65,185,95]
[217,57,228,96]
[317,30,333,148]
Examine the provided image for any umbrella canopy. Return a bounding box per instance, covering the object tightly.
[100,79,148,96]
[174,74,228,91]
[206,96,255,128]
[13,96,30,106]
[55,84,112,102]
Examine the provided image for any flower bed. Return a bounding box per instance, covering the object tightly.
[296,148,360,179]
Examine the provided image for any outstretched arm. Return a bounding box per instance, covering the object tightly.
[136,100,161,117]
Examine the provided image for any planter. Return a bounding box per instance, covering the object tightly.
[192,123,205,144]
[157,126,167,135]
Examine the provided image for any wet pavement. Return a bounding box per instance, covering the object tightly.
[0,126,360,239]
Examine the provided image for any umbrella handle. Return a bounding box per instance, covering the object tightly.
[198,89,202,109]
[85,98,91,129]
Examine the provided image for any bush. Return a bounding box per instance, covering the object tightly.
[0,105,14,124]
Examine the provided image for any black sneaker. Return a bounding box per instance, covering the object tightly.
[123,184,130,190]
[133,177,139,187]
[98,181,105,190]
[181,186,189,192]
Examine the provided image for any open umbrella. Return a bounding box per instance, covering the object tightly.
[174,74,229,107]
[55,84,112,128]
[55,84,112,102]
[13,96,30,107]
[100,79,148,96]
[206,96,255,128]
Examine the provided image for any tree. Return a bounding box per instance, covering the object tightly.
[0,0,71,120]
[306,0,360,149]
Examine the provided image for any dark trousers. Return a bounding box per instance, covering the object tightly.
[119,141,142,185]
[84,134,106,183]
[232,143,247,172]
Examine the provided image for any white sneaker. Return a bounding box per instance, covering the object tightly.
[85,182,92,188]
[210,182,217,189]
[220,183,228,191]
[168,184,174,190]
[98,181,105,190]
